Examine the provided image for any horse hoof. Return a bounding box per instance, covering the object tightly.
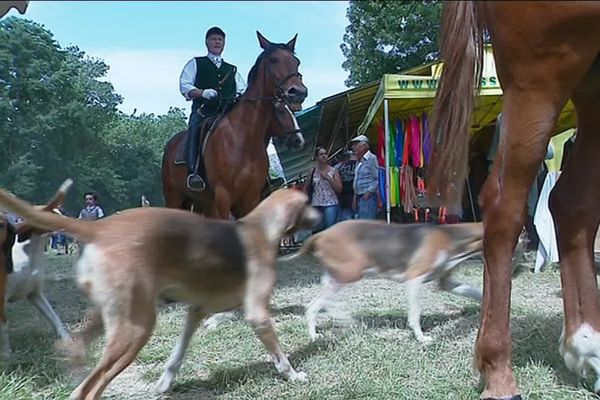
[560,323,600,391]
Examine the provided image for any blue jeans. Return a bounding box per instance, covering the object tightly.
[314,205,339,232]
[337,207,355,222]
[356,194,377,219]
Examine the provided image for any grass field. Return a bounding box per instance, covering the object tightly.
[1,251,599,400]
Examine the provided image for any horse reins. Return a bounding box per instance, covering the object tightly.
[238,50,304,139]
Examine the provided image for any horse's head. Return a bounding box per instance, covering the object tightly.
[249,31,308,110]
[270,100,305,151]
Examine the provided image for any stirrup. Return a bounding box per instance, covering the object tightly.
[186,174,206,191]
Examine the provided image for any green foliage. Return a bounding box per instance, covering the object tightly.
[0,17,187,215]
[341,0,442,87]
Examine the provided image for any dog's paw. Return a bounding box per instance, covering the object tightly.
[155,373,174,395]
[55,338,87,370]
[203,321,220,331]
[57,329,73,344]
[416,334,433,344]
[203,312,236,331]
[289,370,308,382]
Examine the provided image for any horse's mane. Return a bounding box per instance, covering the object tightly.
[247,43,296,88]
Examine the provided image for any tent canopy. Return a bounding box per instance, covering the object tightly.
[275,45,577,183]
[357,45,576,140]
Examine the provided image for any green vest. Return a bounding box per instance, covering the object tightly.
[192,56,237,115]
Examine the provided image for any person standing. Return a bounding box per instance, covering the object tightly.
[334,150,357,221]
[350,134,379,219]
[304,147,342,232]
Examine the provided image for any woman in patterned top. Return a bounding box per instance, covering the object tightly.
[304,147,342,232]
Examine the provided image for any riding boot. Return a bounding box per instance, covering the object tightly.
[185,121,206,191]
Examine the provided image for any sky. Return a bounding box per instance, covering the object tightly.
[10,1,351,116]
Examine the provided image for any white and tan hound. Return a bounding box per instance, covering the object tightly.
[0,185,319,399]
[282,220,484,343]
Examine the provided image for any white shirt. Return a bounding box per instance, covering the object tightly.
[179,52,247,101]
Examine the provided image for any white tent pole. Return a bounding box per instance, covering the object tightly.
[384,98,391,224]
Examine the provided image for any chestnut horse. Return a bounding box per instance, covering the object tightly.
[427,2,600,399]
[162,32,307,219]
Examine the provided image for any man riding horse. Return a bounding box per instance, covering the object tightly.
[179,26,246,191]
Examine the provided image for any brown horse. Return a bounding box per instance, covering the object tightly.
[162,32,307,219]
[427,2,600,399]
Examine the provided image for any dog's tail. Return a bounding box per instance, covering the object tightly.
[278,233,319,262]
[0,181,95,242]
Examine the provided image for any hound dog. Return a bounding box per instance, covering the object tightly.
[0,180,72,360]
[0,185,320,399]
[281,220,485,343]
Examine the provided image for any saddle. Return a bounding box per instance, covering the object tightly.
[174,99,238,167]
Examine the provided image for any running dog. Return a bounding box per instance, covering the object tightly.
[0,185,319,399]
[0,179,73,360]
[281,220,485,343]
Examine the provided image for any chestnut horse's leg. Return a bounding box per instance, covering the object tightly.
[551,60,600,392]
[476,90,562,398]
[473,4,600,395]
[163,189,187,210]
[213,184,233,220]
[231,185,263,219]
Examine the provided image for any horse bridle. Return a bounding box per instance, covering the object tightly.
[243,49,304,138]
[273,100,303,138]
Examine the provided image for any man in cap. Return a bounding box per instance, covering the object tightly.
[350,134,379,219]
[179,26,247,191]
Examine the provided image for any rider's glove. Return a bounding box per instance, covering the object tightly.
[201,89,218,100]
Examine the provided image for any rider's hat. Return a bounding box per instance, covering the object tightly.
[206,26,226,39]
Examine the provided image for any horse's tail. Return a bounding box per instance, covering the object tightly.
[426,2,485,212]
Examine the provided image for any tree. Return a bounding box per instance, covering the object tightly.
[0,17,122,202]
[0,17,189,215]
[341,1,442,87]
[98,107,186,209]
